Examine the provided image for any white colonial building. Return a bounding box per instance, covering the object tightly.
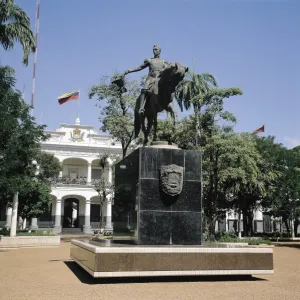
[1,117,122,234]
[0,117,290,236]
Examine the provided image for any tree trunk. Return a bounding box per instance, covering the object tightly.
[10,192,19,237]
[249,209,254,236]
[242,209,250,237]
[122,148,127,159]
[238,209,242,239]
[194,108,200,147]
[208,215,217,240]
[294,221,298,237]
[284,218,290,234]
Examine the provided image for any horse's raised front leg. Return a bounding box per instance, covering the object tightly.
[167,101,177,129]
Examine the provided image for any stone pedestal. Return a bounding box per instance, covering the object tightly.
[83,225,93,234]
[71,146,274,279]
[113,146,202,245]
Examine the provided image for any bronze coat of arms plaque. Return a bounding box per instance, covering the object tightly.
[160,164,184,196]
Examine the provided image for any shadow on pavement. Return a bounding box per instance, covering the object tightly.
[63,261,266,285]
[274,243,300,249]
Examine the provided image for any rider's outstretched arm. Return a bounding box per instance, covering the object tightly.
[125,59,149,74]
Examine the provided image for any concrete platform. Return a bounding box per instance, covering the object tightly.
[0,235,61,248]
[70,239,274,278]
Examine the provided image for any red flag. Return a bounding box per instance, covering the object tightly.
[253,125,265,134]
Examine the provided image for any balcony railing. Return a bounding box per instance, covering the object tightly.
[49,177,101,186]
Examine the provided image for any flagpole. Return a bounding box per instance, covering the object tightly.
[77,89,80,118]
[30,0,41,117]
[22,84,25,100]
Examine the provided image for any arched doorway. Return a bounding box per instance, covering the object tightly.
[63,198,79,228]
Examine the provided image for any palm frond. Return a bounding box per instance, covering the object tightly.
[0,0,35,65]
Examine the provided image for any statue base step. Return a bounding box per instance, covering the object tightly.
[70,239,274,278]
[149,141,179,149]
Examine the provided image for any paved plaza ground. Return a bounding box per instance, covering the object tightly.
[0,241,299,300]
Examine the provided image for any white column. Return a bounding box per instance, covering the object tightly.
[51,200,56,225]
[17,216,23,230]
[87,162,92,184]
[104,197,112,234]
[59,161,63,178]
[10,192,19,237]
[22,218,27,230]
[107,161,113,183]
[100,204,105,231]
[5,207,12,229]
[104,161,113,235]
[83,199,92,234]
[53,199,62,234]
[225,211,229,232]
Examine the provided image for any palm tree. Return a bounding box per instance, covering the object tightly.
[175,72,218,146]
[175,71,243,146]
[0,0,36,65]
[175,70,243,239]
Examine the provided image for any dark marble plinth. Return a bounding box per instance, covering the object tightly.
[113,147,202,245]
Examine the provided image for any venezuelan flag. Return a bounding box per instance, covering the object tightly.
[58,90,80,105]
[253,125,265,134]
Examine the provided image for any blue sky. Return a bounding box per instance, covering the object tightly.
[1,0,300,147]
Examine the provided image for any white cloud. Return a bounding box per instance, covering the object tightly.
[283,137,300,149]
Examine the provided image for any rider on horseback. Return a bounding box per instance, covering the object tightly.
[123,44,169,114]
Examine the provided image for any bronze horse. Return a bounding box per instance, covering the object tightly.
[134,62,188,145]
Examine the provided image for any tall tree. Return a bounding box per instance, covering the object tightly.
[175,71,242,147]
[202,132,264,238]
[258,137,300,236]
[0,0,36,65]
[175,71,242,238]
[0,66,47,236]
[89,73,141,158]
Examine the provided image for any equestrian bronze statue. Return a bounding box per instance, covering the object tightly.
[121,44,188,144]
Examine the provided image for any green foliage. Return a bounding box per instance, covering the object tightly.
[0,228,55,236]
[37,152,61,180]
[16,229,55,236]
[0,66,60,219]
[18,181,51,219]
[0,227,9,236]
[175,71,242,146]
[0,65,46,192]
[17,152,61,219]
[203,132,265,237]
[213,232,271,245]
[89,73,142,158]
[0,0,36,65]
[154,116,200,150]
[256,137,300,233]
